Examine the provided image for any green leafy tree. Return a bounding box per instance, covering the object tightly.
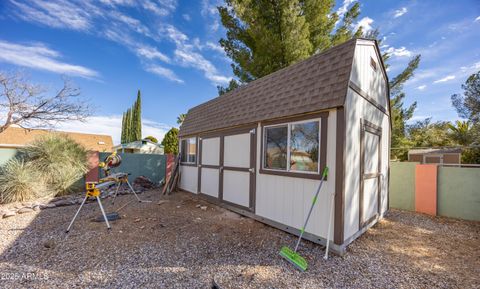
[161,128,179,154]
[217,0,361,92]
[144,135,158,143]
[121,112,126,144]
[451,71,480,124]
[448,120,473,146]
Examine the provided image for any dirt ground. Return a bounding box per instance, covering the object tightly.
[0,189,479,289]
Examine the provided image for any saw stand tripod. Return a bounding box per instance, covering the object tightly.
[65,172,151,233]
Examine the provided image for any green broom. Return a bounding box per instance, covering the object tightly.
[279,167,329,271]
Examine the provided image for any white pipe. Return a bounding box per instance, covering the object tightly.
[324,191,335,260]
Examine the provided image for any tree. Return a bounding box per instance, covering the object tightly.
[144,135,158,143]
[121,112,126,144]
[161,128,179,154]
[120,91,142,143]
[177,113,186,125]
[448,120,473,146]
[0,71,89,134]
[451,71,480,124]
[217,0,363,94]
[132,90,142,141]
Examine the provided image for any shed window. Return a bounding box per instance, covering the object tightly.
[180,137,197,164]
[263,119,320,173]
[370,57,377,71]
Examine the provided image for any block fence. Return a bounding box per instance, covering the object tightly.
[86,152,169,185]
[389,162,480,221]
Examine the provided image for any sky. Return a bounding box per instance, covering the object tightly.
[0,0,479,144]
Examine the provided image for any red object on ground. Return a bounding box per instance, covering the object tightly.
[166,154,175,182]
[85,151,99,183]
[415,164,437,216]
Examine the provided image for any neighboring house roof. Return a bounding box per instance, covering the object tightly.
[112,139,164,150]
[179,38,361,137]
[0,126,113,152]
[409,148,462,155]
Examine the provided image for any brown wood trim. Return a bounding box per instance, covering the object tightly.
[199,124,257,139]
[219,136,224,201]
[259,168,324,180]
[261,111,329,126]
[197,138,202,193]
[180,162,197,167]
[359,119,382,229]
[334,107,345,245]
[249,127,257,213]
[201,164,220,169]
[349,81,388,115]
[259,111,329,180]
[223,166,250,172]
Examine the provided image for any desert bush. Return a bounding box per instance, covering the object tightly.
[0,158,46,203]
[20,134,89,195]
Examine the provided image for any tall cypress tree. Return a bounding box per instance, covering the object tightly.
[121,112,126,143]
[133,90,142,141]
[120,90,143,143]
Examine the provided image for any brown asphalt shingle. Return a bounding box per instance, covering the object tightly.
[179,38,359,137]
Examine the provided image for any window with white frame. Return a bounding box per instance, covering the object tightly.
[263,119,320,173]
[180,137,197,164]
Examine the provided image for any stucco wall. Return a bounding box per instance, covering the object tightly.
[389,162,417,211]
[438,167,480,221]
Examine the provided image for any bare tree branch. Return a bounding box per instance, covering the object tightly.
[0,71,90,133]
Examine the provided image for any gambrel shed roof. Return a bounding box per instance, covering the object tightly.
[180,38,360,137]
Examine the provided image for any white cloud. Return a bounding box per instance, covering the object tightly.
[9,0,93,31]
[164,25,231,85]
[141,0,169,16]
[182,14,191,21]
[201,0,219,16]
[205,41,224,54]
[0,40,99,78]
[385,46,412,57]
[336,0,356,19]
[355,17,374,33]
[475,16,480,22]
[417,85,427,90]
[135,46,170,63]
[145,65,183,83]
[53,115,172,145]
[433,75,455,83]
[393,7,408,18]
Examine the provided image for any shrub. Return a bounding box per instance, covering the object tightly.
[0,158,46,203]
[20,134,89,195]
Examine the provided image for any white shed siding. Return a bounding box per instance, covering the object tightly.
[255,110,337,239]
[350,40,388,109]
[343,88,390,241]
[179,165,198,194]
[201,168,219,197]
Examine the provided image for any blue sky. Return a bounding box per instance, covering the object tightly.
[0,0,479,144]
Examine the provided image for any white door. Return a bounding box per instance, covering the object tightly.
[360,121,382,227]
[222,131,254,209]
[199,137,220,198]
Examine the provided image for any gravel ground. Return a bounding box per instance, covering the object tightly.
[0,189,478,289]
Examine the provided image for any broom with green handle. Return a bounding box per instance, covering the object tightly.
[279,166,329,271]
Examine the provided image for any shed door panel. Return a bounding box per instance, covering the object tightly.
[223,170,250,207]
[222,131,255,210]
[201,168,219,197]
[201,137,220,166]
[199,137,220,198]
[360,122,382,228]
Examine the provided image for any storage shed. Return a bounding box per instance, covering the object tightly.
[178,38,391,254]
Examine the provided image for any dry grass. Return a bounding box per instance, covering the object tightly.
[0,190,478,288]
